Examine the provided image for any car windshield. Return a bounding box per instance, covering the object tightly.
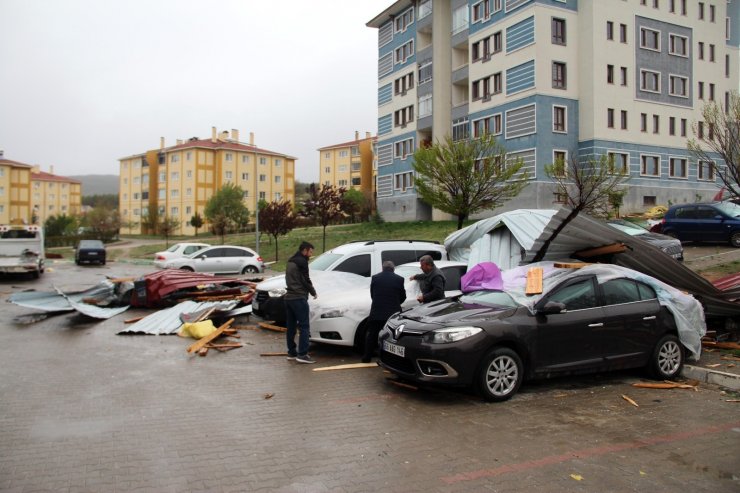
[460,290,519,309]
[715,201,740,217]
[309,252,343,271]
[607,220,648,236]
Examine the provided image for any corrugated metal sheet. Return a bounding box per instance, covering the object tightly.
[8,281,122,318]
[117,300,239,335]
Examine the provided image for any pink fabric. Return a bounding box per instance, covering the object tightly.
[461,262,503,293]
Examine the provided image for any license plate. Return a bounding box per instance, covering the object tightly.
[383,340,405,357]
[252,299,259,310]
[88,252,98,255]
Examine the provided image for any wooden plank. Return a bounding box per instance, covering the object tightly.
[702,341,740,350]
[260,352,289,357]
[312,363,378,372]
[123,316,144,324]
[574,243,627,258]
[205,343,243,348]
[258,322,287,333]
[186,318,235,353]
[525,267,543,295]
[632,382,698,390]
[198,347,209,357]
[621,394,639,407]
[553,262,590,269]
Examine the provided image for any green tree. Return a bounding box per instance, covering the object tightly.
[82,194,119,209]
[687,91,740,200]
[531,154,630,262]
[204,183,249,244]
[158,215,181,247]
[44,214,79,237]
[304,184,345,251]
[189,212,204,237]
[341,188,366,223]
[413,134,528,230]
[84,207,121,242]
[259,199,297,261]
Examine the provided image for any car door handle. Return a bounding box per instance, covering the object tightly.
[588,323,604,327]
[643,316,656,320]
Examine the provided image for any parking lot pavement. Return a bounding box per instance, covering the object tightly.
[1,262,739,492]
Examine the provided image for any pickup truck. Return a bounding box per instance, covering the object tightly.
[0,224,45,278]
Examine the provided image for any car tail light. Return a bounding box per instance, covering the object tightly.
[257,256,263,262]
[156,255,166,260]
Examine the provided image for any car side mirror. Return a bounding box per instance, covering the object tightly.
[536,301,566,315]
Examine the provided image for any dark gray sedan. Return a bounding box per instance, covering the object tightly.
[379,264,703,402]
[75,240,106,265]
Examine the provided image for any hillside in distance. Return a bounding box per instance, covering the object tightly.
[68,174,119,196]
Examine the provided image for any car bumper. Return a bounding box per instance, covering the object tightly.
[252,292,286,323]
[153,260,169,269]
[0,263,41,273]
[378,332,488,387]
[77,254,105,263]
[309,317,358,347]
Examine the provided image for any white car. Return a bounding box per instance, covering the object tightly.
[163,245,265,275]
[306,261,468,351]
[154,242,210,268]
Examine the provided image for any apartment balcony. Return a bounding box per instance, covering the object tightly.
[417,114,433,133]
[451,103,469,121]
[452,65,468,85]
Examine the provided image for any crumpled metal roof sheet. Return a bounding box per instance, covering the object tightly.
[131,269,252,307]
[8,280,127,319]
[118,300,239,335]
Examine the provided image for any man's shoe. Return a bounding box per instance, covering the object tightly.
[296,355,316,364]
[286,355,296,361]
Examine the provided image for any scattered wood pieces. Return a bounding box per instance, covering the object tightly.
[632,381,698,390]
[313,363,378,372]
[258,322,287,333]
[702,341,740,350]
[553,262,590,269]
[198,347,209,357]
[525,267,543,295]
[186,318,235,354]
[621,394,639,407]
[705,363,722,368]
[574,243,627,258]
[123,316,144,324]
[721,355,740,362]
[205,342,243,349]
[387,379,417,391]
[109,277,136,283]
[233,325,259,331]
[264,393,275,399]
[260,352,289,357]
[725,399,740,403]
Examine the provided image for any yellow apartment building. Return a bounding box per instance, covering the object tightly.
[30,166,82,224]
[119,127,296,236]
[0,154,32,224]
[318,132,376,198]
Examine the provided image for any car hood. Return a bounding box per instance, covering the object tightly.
[394,298,516,328]
[636,232,681,248]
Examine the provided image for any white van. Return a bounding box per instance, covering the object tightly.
[252,240,447,324]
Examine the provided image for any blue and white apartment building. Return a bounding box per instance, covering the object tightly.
[368,0,740,221]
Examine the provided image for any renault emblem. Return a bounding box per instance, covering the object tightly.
[395,323,405,339]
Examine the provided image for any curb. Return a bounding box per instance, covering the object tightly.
[682,365,740,391]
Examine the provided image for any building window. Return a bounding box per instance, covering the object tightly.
[259,191,266,200]
[394,72,414,94]
[640,27,660,51]
[640,69,660,93]
[699,2,705,19]
[669,157,687,178]
[418,94,432,118]
[607,64,614,84]
[620,23,627,43]
[170,171,179,181]
[607,108,615,128]
[170,207,179,216]
[225,153,233,162]
[608,152,629,175]
[394,172,414,191]
[274,159,282,167]
[641,113,648,132]
[620,110,628,130]
[339,150,348,158]
[394,138,414,159]
[274,176,281,184]
[552,18,566,45]
[669,34,688,56]
[653,114,660,134]
[171,189,179,198]
[607,21,614,40]
[225,171,233,181]
[394,105,414,127]
[669,117,676,135]
[681,118,687,137]
[418,61,433,84]
[641,155,660,176]
[394,6,414,33]
[552,62,566,89]
[698,41,704,59]
[472,0,491,23]
[394,40,414,64]
[553,105,567,132]
[452,118,469,141]
[186,206,192,215]
[338,179,348,187]
[709,44,715,62]
[669,75,688,97]
[170,154,179,163]
[241,172,249,181]
[620,67,628,86]
[709,83,715,101]
[324,166,331,174]
[260,157,267,165]
[709,4,715,22]
[698,160,715,181]
[259,174,266,182]
[186,188,192,196]
[698,81,704,99]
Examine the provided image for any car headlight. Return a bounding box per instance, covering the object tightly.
[426,326,483,344]
[320,308,346,319]
[268,288,287,298]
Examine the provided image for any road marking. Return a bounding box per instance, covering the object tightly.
[440,420,740,484]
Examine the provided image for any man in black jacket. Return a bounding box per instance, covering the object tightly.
[410,255,445,303]
[363,261,406,363]
[284,241,317,364]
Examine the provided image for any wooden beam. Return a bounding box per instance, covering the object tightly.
[258,322,287,333]
[186,318,235,353]
[575,243,627,258]
[260,352,289,357]
[525,267,543,295]
[123,316,144,324]
[312,363,378,372]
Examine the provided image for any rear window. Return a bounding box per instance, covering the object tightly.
[416,249,443,261]
[333,254,371,277]
[382,250,418,266]
[2,230,38,239]
[79,240,104,248]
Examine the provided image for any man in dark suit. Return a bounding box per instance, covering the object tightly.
[363,260,406,363]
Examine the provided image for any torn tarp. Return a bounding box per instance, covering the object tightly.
[118,300,240,335]
[8,280,133,319]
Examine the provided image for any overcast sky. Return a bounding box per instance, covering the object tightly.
[0,0,392,183]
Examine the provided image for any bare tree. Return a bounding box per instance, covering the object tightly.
[413,134,528,229]
[258,199,296,261]
[531,154,630,262]
[304,184,345,251]
[687,91,740,200]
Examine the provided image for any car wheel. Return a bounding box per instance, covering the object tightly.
[730,231,740,248]
[648,334,684,379]
[180,266,194,272]
[242,265,259,274]
[477,347,523,402]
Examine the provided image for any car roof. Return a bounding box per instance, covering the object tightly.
[397,260,467,269]
[328,240,445,254]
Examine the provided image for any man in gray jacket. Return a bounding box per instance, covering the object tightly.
[285,241,317,364]
[409,255,446,303]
